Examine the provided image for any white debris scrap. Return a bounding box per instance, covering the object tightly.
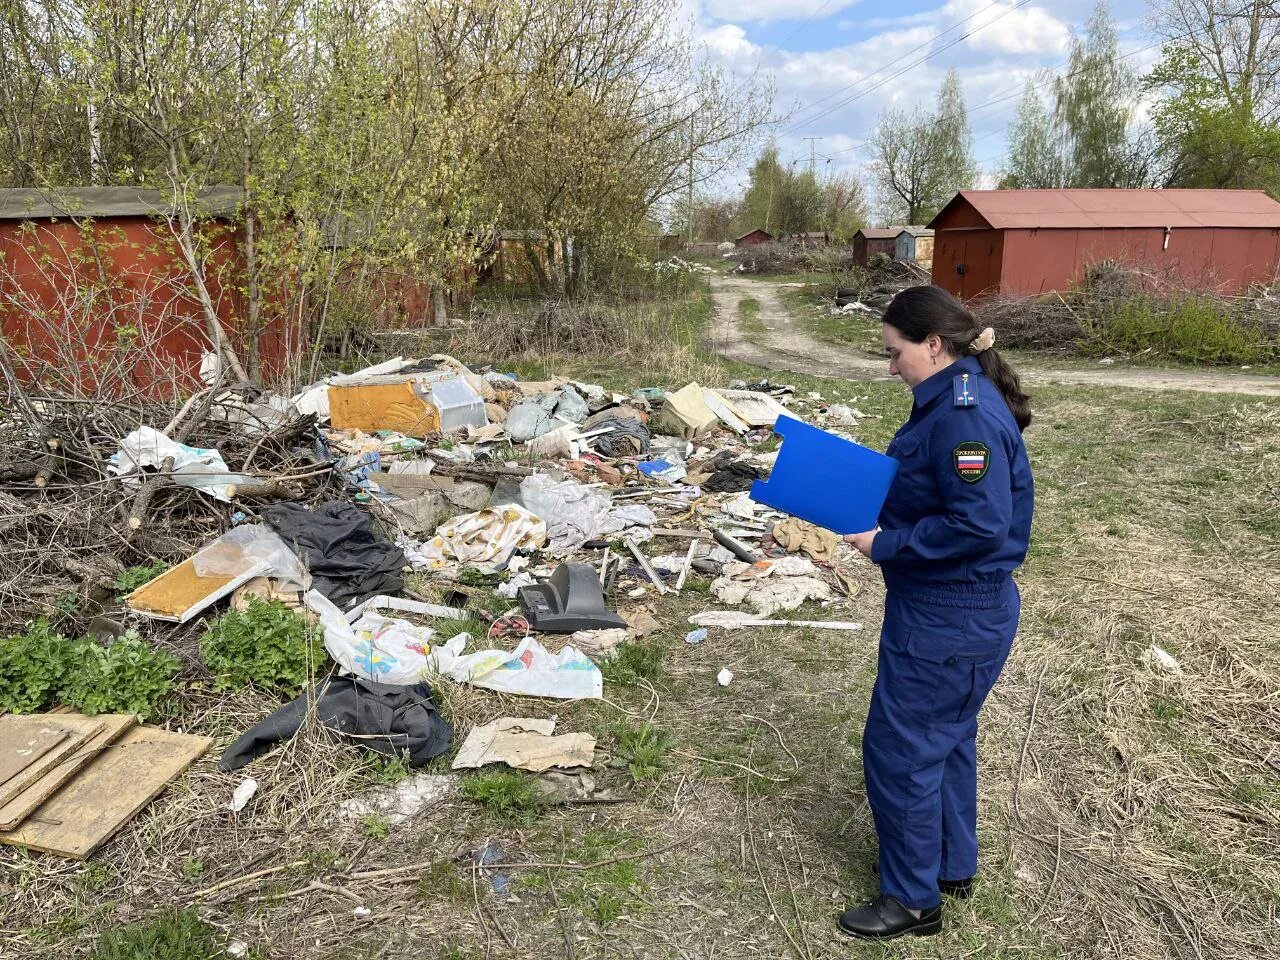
[1144,645,1183,676]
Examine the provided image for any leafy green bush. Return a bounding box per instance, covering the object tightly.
[61,635,179,720]
[200,597,324,696]
[0,621,83,713]
[114,562,170,593]
[1086,294,1277,364]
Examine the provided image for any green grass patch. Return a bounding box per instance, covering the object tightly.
[600,639,665,687]
[200,597,325,697]
[113,562,169,593]
[462,770,544,825]
[737,296,764,334]
[612,720,672,782]
[90,908,249,960]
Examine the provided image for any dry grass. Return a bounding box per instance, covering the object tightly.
[2,306,1279,960]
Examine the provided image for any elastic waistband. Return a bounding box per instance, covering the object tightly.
[884,575,1013,609]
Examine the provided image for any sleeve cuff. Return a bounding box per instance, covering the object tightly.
[869,528,905,564]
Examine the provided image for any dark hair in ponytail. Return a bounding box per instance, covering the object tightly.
[882,285,1032,432]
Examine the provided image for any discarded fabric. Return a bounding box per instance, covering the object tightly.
[220,675,453,771]
[520,474,610,552]
[261,502,406,607]
[772,517,840,563]
[408,503,546,570]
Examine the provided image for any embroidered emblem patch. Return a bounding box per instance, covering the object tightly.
[953,372,979,408]
[953,441,990,483]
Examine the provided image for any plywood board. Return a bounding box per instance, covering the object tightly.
[0,716,103,808]
[0,715,136,831]
[329,380,442,438]
[0,725,211,859]
[127,553,262,623]
[0,719,70,788]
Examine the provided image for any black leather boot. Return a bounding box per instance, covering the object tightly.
[837,895,943,940]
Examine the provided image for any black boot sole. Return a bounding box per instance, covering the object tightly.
[837,917,943,941]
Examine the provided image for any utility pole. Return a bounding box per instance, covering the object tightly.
[802,137,822,175]
[687,114,695,245]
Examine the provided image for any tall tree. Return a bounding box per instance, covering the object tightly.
[819,172,868,241]
[1146,0,1280,194]
[1000,79,1070,188]
[739,144,824,236]
[1054,1,1144,187]
[869,72,976,224]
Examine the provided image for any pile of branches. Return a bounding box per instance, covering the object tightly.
[729,242,861,275]
[0,380,334,628]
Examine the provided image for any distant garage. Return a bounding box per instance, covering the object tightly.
[927,189,1280,299]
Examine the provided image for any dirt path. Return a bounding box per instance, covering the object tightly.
[707,274,1280,397]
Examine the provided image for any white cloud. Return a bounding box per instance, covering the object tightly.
[949,0,1071,56]
[701,23,760,60]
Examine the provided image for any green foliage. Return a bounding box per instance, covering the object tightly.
[999,80,1068,189]
[462,770,544,825]
[365,751,413,786]
[114,562,169,593]
[869,70,977,223]
[1082,295,1277,365]
[90,908,240,960]
[613,721,673,782]
[599,640,665,687]
[0,621,81,713]
[359,814,391,840]
[200,597,324,697]
[1054,1,1144,188]
[60,635,180,721]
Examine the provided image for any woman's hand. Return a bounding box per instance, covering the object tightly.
[844,530,877,558]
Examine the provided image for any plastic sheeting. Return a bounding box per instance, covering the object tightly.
[309,590,602,699]
[191,525,309,592]
[109,427,253,503]
[520,474,611,552]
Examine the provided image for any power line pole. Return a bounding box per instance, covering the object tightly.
[802,137,822,175]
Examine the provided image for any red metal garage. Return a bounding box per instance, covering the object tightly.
[0,187,298,397]
[927,190,1280,299]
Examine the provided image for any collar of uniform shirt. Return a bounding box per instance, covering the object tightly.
[911,354,982,408]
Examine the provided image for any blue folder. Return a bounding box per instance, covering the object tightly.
[748,415,899,535]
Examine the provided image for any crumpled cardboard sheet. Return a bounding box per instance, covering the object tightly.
[452,718,596,773]
[656,382,720,438]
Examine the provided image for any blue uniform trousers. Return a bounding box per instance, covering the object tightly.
[862,582,1019,910]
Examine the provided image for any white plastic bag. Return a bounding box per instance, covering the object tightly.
[520,474,610,552]
[309,591,602,698]
[109,426,253,503]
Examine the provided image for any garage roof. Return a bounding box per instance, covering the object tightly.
[0,187,244,221]
[930,189,1280,230]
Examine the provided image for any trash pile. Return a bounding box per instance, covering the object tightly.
[0,351,878,851]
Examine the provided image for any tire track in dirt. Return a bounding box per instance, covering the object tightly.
[706,274,1280,397]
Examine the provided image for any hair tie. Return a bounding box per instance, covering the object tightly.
[969,327,996,354]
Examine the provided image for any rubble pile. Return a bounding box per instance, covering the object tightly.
[0,352,879,854]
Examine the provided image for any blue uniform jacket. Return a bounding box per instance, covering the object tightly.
[870,355,1033,598]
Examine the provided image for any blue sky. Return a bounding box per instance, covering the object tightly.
[682,0,1157,198]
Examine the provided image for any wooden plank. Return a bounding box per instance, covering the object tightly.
[0,719,70,789]
[0,726,211,859]
[0,715,136,831]
[0,716,103,808]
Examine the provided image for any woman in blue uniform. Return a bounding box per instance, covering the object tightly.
[838,285,1034,940]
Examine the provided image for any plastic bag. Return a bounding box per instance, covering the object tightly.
[407,504,546,570]
[109,426,253,503]
[505,395,560,442]
[309,591,602,698]
[520,473,610,552]
[192,525,309,591]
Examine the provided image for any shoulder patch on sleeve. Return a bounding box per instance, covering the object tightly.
[953,372,979,408]
[953,441,990,483]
